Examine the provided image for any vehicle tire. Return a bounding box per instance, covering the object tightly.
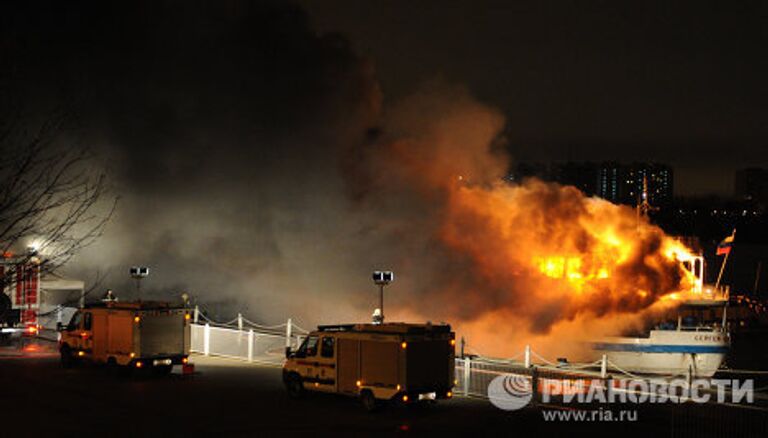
[60,345,74,369]
[153,365,173,376]
[285,373,305,399]
[106,357,119,374]
[360,390,379,412]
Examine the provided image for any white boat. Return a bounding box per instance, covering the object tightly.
[592,248,730,378]
[592,299,729,377]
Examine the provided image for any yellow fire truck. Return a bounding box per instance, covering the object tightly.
[58,301,190,374]
[283,322,455,411]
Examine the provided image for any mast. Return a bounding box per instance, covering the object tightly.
[636,174,658,228]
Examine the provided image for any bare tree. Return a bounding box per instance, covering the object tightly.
[0,105,116,294]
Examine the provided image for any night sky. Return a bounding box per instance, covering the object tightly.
[2,0,767,322]
[5,1,767,194]
[302,0,768,195]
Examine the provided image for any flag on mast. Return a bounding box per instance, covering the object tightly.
[716,230,735,256]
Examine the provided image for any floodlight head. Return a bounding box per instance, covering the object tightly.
[130,266,150,278]
[372,270,394,286]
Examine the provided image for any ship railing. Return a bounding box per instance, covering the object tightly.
[679,325,725,332]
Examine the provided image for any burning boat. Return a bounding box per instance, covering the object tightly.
[591,254,730,378]
[592,300,729,377]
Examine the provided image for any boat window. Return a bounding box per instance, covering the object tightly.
[681,315,706,330]
[657,321,676,330]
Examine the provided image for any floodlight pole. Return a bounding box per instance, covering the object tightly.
[372,271,393,324]
[130,266,149,302]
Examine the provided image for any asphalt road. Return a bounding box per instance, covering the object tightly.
[0,346,766,437]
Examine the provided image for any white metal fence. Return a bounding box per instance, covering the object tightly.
[190,322,305,365]
[455,357,529,397]
[453,356,602,398]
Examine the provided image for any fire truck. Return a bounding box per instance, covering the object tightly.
[0,255,42,332]
[0,254,84,340]
[283,322,455,411]
[58,301,191,374]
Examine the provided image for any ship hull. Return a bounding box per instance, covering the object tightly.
[593,330,729,378]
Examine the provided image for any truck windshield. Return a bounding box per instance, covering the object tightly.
[296,335,319,357]
[68,312,82,331]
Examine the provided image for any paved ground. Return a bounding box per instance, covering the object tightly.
[0,344,766,437]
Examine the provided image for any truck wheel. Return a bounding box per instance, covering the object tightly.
[106,357,119,375]
[60,345,74,369]
[360,390,379,412]
[285,373,305,399]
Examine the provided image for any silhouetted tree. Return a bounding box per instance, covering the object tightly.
[0,104,115,292]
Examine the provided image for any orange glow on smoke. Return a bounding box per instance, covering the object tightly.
[432,179,708,358]
[356,88,709,354]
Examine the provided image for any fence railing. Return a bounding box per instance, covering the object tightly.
[190,322,305,365]
[454,356,604,398]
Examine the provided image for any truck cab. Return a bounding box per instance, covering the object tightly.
[283,322,455,410]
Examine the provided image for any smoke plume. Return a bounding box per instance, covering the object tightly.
[4,1,697,358]
[344,84,697,357]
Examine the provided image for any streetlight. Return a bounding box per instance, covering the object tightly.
[372,271,394,324]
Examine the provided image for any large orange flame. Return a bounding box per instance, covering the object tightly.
[442,179,700,312]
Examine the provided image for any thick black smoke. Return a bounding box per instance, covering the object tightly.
[2,1,385,324]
